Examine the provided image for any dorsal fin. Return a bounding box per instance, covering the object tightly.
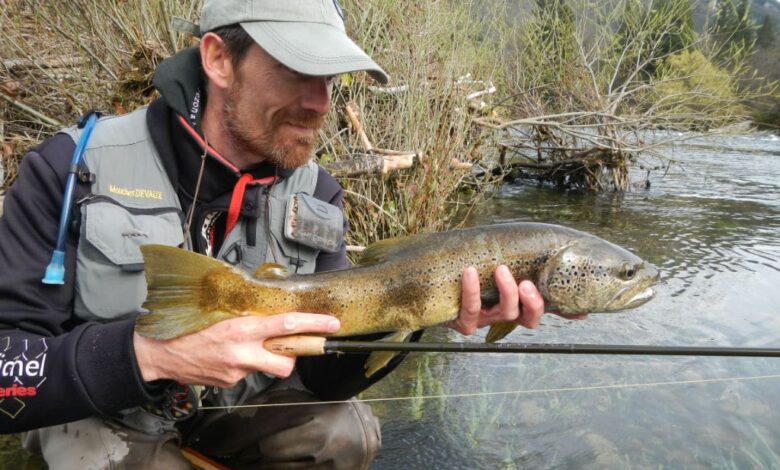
[359,232,437,266]
[253,263,290,279]
[358,237,408,265]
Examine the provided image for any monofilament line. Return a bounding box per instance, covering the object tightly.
[198,373,780,410]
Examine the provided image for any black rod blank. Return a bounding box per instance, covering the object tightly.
[324,341,780,357]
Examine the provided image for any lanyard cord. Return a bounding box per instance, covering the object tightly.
[183,138,208,247]
[225,173,254,240]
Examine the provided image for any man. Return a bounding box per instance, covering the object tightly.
[0,1,548,468]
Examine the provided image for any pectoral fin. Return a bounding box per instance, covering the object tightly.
[365,330,413,377]
[254,263,290,279]
[485,322,517,343]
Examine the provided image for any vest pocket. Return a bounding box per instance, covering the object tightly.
[269,228,320,274]
[74,197,184,321]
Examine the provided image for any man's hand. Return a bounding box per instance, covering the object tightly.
[448,265,586,336]
[133,313,340,388]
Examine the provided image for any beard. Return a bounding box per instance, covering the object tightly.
[223,84,324,170]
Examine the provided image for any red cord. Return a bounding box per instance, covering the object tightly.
[225,173,253,239]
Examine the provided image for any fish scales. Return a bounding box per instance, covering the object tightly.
[256,225,569,333]
[137,223,659,344]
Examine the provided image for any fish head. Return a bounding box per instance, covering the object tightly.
[537,236,660,314]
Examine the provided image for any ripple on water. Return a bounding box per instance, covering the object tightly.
[369,134,780,469]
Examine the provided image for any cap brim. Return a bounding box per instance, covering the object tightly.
[241,22,389,84]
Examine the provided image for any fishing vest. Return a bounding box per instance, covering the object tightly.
[61,107,340,431]
[62,106,327,321]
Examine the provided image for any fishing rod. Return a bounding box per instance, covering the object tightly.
[265,335,780,358]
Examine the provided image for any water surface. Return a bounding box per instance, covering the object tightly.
[367,132,780,469]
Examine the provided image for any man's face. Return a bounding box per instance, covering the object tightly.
[223,44,333,169]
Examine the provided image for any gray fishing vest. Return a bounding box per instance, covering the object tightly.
[62,107,336,431]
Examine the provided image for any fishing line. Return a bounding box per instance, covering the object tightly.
[197,372,780,410]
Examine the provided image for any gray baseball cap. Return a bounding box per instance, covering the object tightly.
[176,0,389,84]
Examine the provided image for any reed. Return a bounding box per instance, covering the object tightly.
[325,0,506,244]
[0,0,505,245]
[2,0,773,222]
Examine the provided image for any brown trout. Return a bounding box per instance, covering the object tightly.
[136,223,659,374]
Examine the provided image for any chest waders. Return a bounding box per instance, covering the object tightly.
[59,107,343,433]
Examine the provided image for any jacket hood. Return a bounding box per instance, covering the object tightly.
[152,47,205,134]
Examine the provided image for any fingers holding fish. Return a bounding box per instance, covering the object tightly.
[484,265,522,325]
[515,280,544,329]
[452,265,540,335]
[237,312,342,338]
[449,266,482,335]
[132,314,341,388]
[231,346,297,382]
[222,313,342,379]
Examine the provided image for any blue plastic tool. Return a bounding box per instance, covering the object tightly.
[42,113,98,285]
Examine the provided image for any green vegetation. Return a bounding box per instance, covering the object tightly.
[653,49,746,127]
[710,0,756,65]
[495,0,773,191]
[0,0,778,221]
[323,1,506,243]
[0,0,506,244]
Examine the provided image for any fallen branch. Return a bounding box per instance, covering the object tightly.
[47,21,118,81]
[344,101,373,151]
[504,148,613,170]
[466,83,496,101]
[367,84,409,95]
[324,152,416,178]
[2,56,88,72]
[0,92,62,129]
[382,153,416,172]
[449,159,473,170]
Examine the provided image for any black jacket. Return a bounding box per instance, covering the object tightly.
[0,98,404,433]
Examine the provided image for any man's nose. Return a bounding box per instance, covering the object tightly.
[300,76,332,115]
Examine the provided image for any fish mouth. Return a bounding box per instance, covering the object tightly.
[626,287,655,307]
[605,287,655,311]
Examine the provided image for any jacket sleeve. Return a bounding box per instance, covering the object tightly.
[296,168,422,400]
[0,134,165,433]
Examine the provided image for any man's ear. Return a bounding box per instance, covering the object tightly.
[200,32,234,90]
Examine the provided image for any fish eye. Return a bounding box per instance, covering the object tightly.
[621,266,636,280]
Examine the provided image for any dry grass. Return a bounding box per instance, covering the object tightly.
[324,1,506,244]
[3,0,767,220]
[0,0,504,245]
[0,0,200,187]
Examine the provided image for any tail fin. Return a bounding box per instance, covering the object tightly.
[136,245,234,340]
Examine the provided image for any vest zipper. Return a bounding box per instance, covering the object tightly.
[78,193,185,219]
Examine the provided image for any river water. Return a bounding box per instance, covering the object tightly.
[367,132,780,469]
[1,133,778,468]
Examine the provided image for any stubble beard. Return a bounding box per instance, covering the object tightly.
[223,86,324,170]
